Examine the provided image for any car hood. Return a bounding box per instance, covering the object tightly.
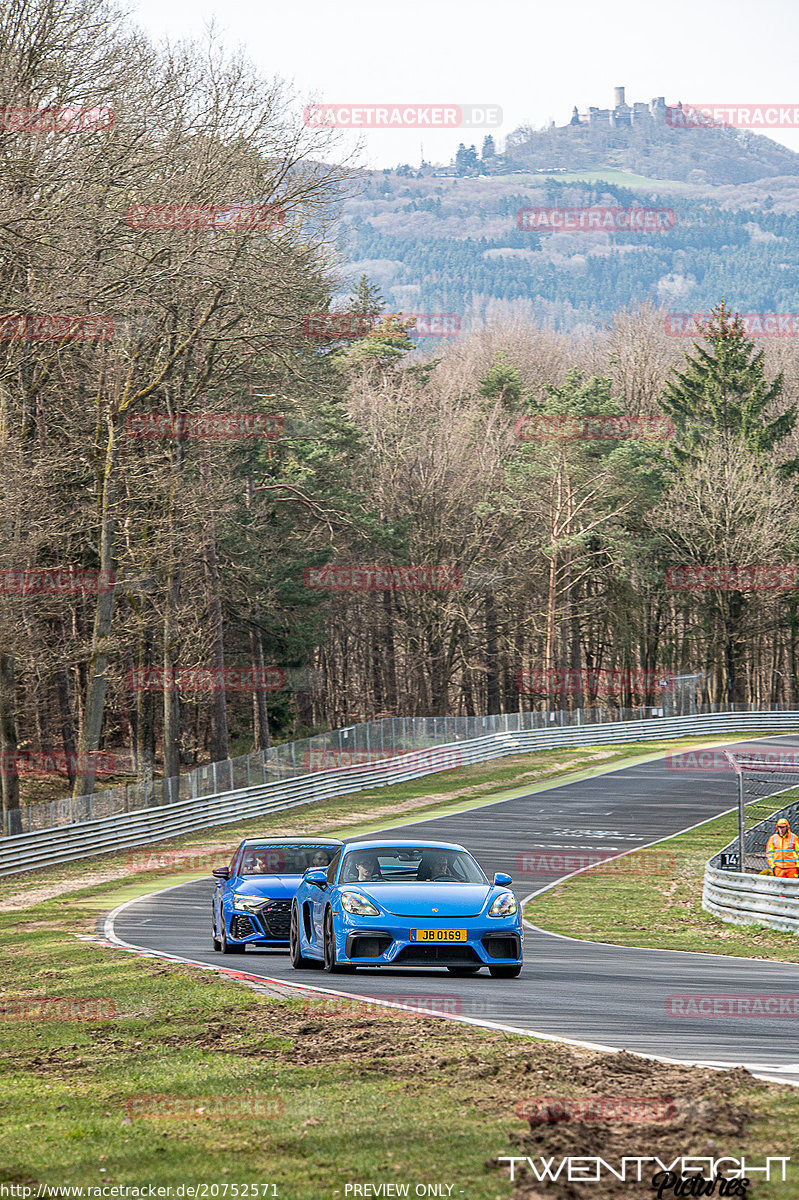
[230,876,302,899]
[354,883,493,918]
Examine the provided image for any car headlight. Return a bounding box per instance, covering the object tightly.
[232,894,266,912]
[489,891,517,917]
[340,891,380,916]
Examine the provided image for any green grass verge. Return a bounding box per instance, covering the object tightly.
[3,899,799,1197]
[526,805,799,960]
[5,729,799,1197]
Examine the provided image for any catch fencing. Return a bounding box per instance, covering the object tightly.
[704,795,799,935]
[3,706,799,878]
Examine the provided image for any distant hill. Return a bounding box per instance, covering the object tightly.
[501,120,799,186]
[337,169,799,332]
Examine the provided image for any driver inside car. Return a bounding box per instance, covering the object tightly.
[418,853,453,881]
[345,852,382,882]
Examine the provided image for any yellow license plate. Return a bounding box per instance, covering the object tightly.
[410,928,467,942]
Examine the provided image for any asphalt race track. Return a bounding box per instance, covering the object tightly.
[108,735,799,1086]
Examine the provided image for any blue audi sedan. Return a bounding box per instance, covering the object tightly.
[212,837,343,953]
[289,839,523,976]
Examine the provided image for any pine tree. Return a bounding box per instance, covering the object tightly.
[661,299,799,473]
[348,274,386,316]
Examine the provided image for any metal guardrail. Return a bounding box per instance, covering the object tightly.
[703,792,799,934]
[4,708,799,879]
[10,700,795,837]
[703,864,799,934]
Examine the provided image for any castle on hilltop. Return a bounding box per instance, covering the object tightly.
[570,87,667,129]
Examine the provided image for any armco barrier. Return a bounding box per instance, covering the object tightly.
[703,794,799,934]
[703,864,799,934]
[3,709,799,878]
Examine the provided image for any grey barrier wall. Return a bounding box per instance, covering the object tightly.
[4,708,799,878]
[703,797,799,934]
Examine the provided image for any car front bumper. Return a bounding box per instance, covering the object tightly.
[337,916,523,967]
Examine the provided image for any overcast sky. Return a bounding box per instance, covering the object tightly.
[126,0,799,169]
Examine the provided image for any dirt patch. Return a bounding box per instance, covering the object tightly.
[499,1051,757,1197]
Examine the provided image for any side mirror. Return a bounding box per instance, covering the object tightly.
[212,866,230,880]
[493,872,513,886]
[303,868,327,888]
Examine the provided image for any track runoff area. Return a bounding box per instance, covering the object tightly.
[107,733,799,1087]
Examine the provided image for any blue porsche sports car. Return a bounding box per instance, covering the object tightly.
[212,837,343,953]
[289,839,523,976]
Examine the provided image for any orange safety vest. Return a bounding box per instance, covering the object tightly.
[766,830,799,878]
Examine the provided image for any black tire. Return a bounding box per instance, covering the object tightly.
[323,908,355,973]
[212,904,222,951]
[446,965,482,976]
[489,963,522,979]
[290,905,315,969]
[220,923,246,955]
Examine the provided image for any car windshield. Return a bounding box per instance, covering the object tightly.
[339,847,487,884]
[239,844,339,876]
